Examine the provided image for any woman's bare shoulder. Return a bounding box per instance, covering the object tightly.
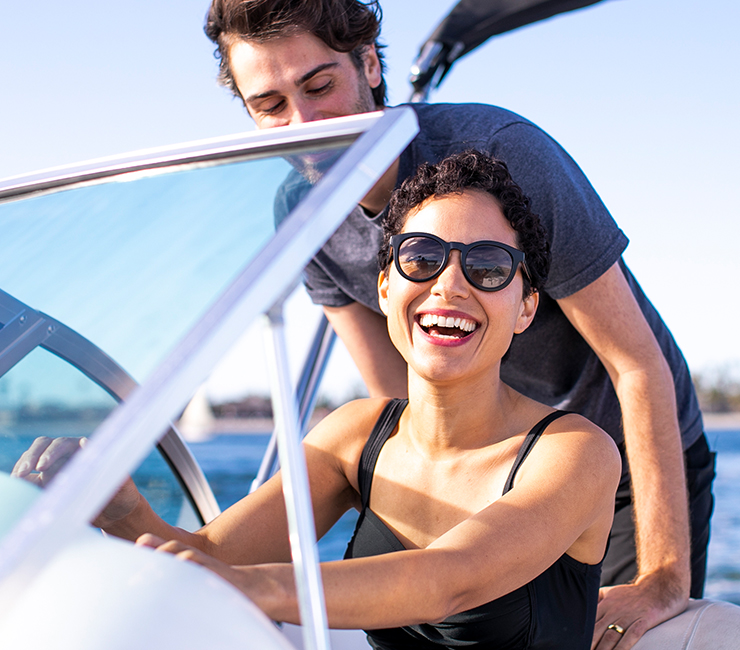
[548,411,618,447]
[304,397,398,453]
[303,397,398,493]
[533,411,621,483]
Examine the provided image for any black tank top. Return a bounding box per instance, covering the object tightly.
[344,399,602,650]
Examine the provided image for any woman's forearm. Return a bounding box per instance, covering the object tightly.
[103,492,212,553]
[228,550,463,629]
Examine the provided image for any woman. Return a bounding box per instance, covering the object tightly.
[15,150,620,649]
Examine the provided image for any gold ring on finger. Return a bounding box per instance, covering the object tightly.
[607,623,625,635]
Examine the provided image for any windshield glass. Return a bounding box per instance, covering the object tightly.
[0,150,340,382]
[0,135,352,518]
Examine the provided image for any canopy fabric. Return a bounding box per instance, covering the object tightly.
[409,0,610,99]
[430,0,608,59]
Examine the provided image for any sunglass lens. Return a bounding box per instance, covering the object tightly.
[397,236,445,281]
[465,245,514,290]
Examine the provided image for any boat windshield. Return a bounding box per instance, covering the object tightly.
[0,110,418,622]
[0,142,344,383]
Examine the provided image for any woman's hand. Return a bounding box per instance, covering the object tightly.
[136,534,255,598]
[137,533,294,622]
[92,475,141,529]
[12,435,83,487]
[136,533,234,579]
[11,436,141,528]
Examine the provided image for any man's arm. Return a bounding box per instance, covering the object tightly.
[557,262,690,650]
[323,302,408,399]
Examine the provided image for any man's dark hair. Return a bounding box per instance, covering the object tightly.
[379,150,551,296]
[204,0,387,108]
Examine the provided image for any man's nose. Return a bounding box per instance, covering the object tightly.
[288,100,320,125]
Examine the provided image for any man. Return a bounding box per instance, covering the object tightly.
[205,1,715,647]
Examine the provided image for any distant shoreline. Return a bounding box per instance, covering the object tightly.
[178,412,740,440]
[702,412,740,431]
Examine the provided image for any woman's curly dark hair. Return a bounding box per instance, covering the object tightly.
[205,0,386,108]
[379,150,551,296]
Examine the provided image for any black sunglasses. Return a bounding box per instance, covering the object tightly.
[389,232,531,292]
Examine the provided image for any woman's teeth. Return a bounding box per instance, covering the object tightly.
[418,313,477,333]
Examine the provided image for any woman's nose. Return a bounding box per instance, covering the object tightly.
[431,251,470,299]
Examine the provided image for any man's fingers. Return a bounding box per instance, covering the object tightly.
[592,579,688,650]
[597,619,650,650]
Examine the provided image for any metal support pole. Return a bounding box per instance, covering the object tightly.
[251,314,336,493]
[263,305,331,650]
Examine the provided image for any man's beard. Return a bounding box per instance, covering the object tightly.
[285,73,379,184]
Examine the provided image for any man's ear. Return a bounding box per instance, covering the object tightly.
[362,44,382,90]
[378,270,390,316]
[514,290,539,334]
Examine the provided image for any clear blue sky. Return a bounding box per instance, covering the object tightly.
[1,0,738,401]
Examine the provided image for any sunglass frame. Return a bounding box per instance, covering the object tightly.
[389,231,530,292]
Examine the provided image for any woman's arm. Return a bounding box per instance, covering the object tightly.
[112,398,385,565]
[152,414,621,629]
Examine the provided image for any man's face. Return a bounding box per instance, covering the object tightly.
[229,31,382,129]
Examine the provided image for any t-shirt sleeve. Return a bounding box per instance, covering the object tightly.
[488,122,628,300]
[301,258,356,307]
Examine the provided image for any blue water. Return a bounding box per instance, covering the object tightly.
[705,430,740,604]
[190,428,740,604]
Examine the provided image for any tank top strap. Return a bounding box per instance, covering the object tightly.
[358,398,409,509]
[502,410,570,495]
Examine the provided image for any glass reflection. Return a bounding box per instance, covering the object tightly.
[0,143,347,384]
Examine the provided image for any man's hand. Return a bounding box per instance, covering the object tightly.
[592,573,688,649]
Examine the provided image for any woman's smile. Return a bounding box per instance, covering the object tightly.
[415,310,480,346]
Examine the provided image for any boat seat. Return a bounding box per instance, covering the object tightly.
[281,624,370,649]
[633,599,740,649]
[282,599,740,650]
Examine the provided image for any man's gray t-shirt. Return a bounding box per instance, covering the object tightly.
[276,103,703,478]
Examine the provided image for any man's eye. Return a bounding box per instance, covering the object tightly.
[307,81,332,96]
[261,100,285,115]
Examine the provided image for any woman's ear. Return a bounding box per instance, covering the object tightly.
[514,290,539,334]
[378,270,390,316]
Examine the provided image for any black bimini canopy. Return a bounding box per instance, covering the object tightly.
[409,0,610,101]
